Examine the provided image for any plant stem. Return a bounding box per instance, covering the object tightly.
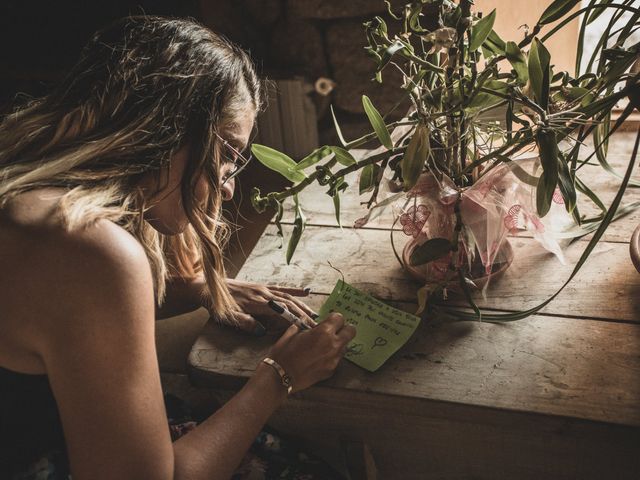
[345,120,416,149]
[272,149,398,203]
[367,157,390,208]
[449,192,464,274]
[461,128,535,174]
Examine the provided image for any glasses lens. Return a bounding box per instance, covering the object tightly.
[216,133,253,184]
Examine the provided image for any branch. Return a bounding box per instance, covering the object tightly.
[272,148,401,203]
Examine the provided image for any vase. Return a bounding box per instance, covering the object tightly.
[401,235,514,288]
[396,172,515,287]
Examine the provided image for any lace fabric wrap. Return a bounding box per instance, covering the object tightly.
[354,120,573,282]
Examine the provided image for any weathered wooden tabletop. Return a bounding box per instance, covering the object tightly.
[189,134,640,479]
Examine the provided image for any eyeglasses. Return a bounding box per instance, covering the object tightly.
[215,132,253,185]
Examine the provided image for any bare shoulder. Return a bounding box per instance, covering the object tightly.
[2,208,152,302]
[1,188,147,265]
[0,190,154,368]
[0,194,174,478]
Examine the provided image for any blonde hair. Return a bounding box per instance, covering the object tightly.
[0,16,262,321]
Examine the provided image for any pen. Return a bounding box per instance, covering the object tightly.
[267,300,310,330]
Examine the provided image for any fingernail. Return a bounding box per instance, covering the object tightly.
[253,321,266,337]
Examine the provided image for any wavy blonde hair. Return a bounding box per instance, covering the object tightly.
[0,16,262,320]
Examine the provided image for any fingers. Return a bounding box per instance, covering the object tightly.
[268,285,311,297]
[320,312,345,333]
[271,292,318,319]
[222,311,266,337]
[336,324,357,343]
[278,300,317,329]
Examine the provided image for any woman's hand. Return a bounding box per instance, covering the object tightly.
[263,313,356,393]
[224,278,318,334]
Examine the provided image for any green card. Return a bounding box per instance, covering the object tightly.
[317,280,421,372]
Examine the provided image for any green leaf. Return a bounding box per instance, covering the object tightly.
[558,86,592,104]
[481,45,494,59]
[576,177,606,213]
[331,146,357,166]
[536,171,556,217]
[333,193,341,228]
[294,146,333,170]
[557,201,640,238]
[362,95,393,150]
[332,177,345,228]
[273,199,284,246]
[528,38,552,109]
[505,41,528,85]
[591,109,640,188]
[557,155,577,213]
[410,238,452,266]
[535,129,560,217]
[401,124,430,190]
[483,29,506,56]
[330,105,348,147]
[538,0,580,25]
[378,40,406,72]
[467,80,509,111]
[469,9,496,52]
[581,90,628,120]
[495,154,538,186]
[359,163,380,195]
[251,144,307,183]
[601,50,638,86]
[587,0,614,24]
[286,195,306,265]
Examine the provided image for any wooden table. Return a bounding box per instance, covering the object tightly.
[189,134,640,479]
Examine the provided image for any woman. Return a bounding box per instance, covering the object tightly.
[0,16,355,479]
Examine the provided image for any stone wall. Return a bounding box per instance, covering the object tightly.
[0,0,408,145]
[199,0,409,145]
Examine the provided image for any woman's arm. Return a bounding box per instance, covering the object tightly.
[158,274,317,331]
[156,275,207,319]
[158,236,316,328]
[173,315,352,479]
[39,221,175,479]
[37,220,353,480]
[173,363,287,479]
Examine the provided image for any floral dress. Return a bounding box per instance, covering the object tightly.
[10,393,344,480]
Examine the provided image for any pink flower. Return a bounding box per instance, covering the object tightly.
[399,205,430,237]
